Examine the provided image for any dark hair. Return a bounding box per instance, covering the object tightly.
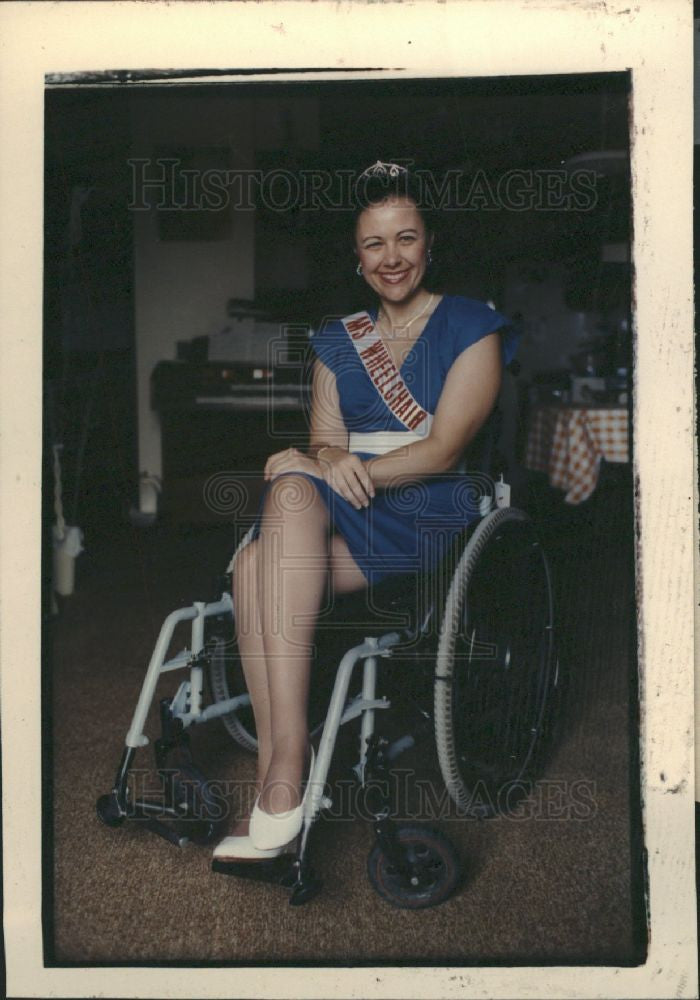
[352,163,434,237]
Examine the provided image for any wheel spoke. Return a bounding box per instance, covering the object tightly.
[435,510,556,810]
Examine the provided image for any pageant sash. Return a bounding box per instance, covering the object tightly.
[340,311,432,433]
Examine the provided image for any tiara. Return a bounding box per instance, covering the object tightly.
[358,160,409,180]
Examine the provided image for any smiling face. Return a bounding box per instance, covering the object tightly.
[354,195,433,306]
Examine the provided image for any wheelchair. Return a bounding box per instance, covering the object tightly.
[96,444,557,908]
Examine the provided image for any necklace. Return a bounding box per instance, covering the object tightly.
[377,293,435,339]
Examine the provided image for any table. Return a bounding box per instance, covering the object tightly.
[525,404,629,505]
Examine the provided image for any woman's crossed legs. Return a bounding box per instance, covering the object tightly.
[231,474,368,836]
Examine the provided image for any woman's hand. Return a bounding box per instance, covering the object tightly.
[317,446,375,510]
[264,447,319,484]
[264,445,375,510]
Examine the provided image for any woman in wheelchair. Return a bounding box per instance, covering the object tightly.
[213,161,519,865]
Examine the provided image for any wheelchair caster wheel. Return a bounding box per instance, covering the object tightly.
[96,793,125,828]
[289,872,323,906]
[367,824,461,909]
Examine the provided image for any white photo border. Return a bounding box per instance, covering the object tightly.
[0,0,695,997]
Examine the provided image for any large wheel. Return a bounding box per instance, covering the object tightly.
[208,525,338,751]
[434,507,556,817]
[208,528,260,752]
[208,627,259,753]
[208,616,339,749]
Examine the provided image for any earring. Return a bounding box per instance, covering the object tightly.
[356,262,363,276]
[427,249,433,267]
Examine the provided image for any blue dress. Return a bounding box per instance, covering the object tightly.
[245,295,518,585]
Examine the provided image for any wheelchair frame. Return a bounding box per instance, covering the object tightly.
[97,493,556,908]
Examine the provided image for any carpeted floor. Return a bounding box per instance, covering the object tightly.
[46,469,646,966]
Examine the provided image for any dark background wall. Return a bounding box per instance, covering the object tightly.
[44,73,630,531]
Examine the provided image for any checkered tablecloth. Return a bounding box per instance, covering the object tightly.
[525,405,629,504]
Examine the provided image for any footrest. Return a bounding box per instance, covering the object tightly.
[212,856,295,883]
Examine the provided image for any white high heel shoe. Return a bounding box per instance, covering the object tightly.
[249,747,316,851]
[212,833,296,862]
